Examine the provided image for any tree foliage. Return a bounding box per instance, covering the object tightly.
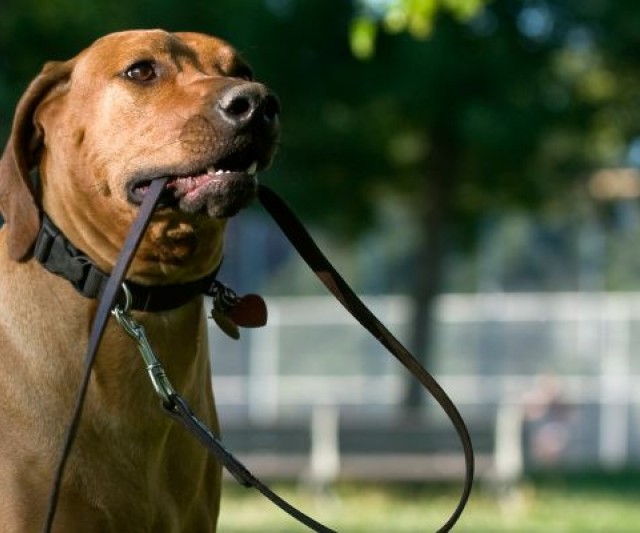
[2,0,640,407]
[0,0,635,236]
[350,0,491,59]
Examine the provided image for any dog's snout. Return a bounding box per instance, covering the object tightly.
[217,83,280,129]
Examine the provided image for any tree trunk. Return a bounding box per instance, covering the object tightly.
[402,131,458,412]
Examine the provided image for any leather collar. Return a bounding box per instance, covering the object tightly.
[33,214,219,312]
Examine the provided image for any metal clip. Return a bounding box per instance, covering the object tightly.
[112,283,177,408]
[210,280,239,314]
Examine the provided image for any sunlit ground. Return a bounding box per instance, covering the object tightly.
[218,472,640,532]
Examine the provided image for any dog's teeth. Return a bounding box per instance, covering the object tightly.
[207,165,257,176]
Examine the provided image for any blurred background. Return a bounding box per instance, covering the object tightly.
[3,0,640,530]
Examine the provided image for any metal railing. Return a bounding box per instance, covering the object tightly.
[208,292,640,471]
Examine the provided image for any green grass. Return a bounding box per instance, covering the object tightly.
[218,473,640,532]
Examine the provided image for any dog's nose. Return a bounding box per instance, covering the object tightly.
[217,83,280,129]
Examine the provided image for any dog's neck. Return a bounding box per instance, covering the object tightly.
[33,213,221,312]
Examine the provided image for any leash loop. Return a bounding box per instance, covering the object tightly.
[257,184,474,532]
[45,178,472,533]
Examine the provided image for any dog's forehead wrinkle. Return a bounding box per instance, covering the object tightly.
[168,39,204,72]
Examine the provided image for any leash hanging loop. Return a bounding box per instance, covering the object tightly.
[45,177,472,533]
[257,184,475,533]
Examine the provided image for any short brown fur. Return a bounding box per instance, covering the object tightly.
[0,29,279,532]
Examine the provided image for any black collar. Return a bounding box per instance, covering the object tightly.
[33,214,219,312]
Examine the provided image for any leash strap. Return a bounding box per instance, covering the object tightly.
[257,184,474,533]
[43,178,332,533]
[164,395,337,532]
[44,181,473,533]
[111,290,336,532]
[43,177,169,533]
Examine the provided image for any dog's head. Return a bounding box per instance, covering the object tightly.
[0,29,280,283]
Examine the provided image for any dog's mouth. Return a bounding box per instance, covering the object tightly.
[127,159,259,218]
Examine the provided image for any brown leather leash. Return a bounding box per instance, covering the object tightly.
[43,180,474,533]
[257,184,474,532]
[42,177,171,533]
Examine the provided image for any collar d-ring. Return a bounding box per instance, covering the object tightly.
[117,282,133,314]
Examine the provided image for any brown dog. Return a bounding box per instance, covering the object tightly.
[0,29,279,532]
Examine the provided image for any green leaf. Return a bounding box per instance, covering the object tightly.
[350,15,378,60]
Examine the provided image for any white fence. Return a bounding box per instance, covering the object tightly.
[208,292,640,470]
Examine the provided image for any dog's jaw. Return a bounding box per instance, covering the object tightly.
[173,171,258,218]
[127,161,260,218]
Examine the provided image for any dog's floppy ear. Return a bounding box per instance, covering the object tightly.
[0,61,72,261]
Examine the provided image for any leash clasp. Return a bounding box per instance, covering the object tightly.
[112,283,177,408]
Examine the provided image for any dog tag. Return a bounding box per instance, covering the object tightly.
[228,294,268,328]
[209,282,267,340]
[211,310,241,340]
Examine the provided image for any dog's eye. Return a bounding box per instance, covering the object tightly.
[124,61,158,83]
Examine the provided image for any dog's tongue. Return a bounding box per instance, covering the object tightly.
[168,173,213,196]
